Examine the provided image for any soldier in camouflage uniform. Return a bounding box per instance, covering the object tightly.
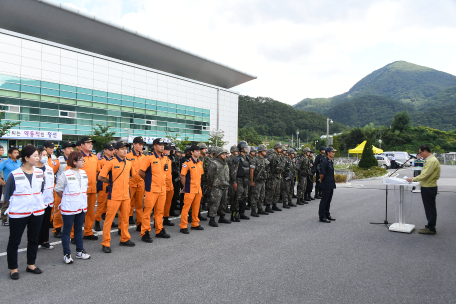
[233,141,251,221]
[289,149,297,201]
[226,145,239,214]
[196,142,209,221]
[305,150,316,201]
[265,142,286,212]
[250,144,269,216]
[297,147,312,205]
[278,149,288,207]
[207,148,232,227]
[281,148,297,208]
[247,146,257,209]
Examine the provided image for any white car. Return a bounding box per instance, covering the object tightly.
[382,151,412,167]
[375,155,391,169]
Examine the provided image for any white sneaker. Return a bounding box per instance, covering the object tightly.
[76,249,90,260]
[63,254,73,264]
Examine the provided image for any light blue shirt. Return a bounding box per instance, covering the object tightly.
[0,158,22,180]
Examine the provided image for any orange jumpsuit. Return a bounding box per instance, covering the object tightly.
[81,151,98,236]
[126,149,145,226]
[163,155,174,217]
[140,151,167,236]
[95,156,111,221]
[47,156,59,223]
[99,155,135,247]
[180,157,204,229]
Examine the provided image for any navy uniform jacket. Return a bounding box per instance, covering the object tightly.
[320,157,336,190]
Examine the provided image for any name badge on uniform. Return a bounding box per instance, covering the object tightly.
[15,176,25,180]
[191,166,195,169]
[115,166,120,168]
[82,175,88,179]
[68,177,76,180]
[47,172,53,175]
[131,158,135,161]
[36,174,43,179]
[61,161,67,164]
[153,161,158,164]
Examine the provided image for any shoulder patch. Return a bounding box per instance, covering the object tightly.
[182,164,187,168]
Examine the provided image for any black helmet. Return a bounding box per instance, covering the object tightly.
[319,146,326,151]
[237,141,248,150]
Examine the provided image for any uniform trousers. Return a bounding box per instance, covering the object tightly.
[52,193,63,233]
[180,193,202,229]
[83,193,97,236]
[38,205,53,244]
[164,189,174,217]
[319,189,333,218]
[129,184,145,226]
[142,191,166,236]
[94,187,108,222]
[421,186,438,231]
[102,199,131,247]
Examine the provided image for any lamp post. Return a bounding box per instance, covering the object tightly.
[296,130,299,149]
[379,139,382,149]
[315,140,318,152]
[326,118,333,147]
[124,128,131,143]
[211,129,224,147]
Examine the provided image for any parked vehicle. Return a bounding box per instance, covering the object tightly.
[382,151,412,167]
[375,155,391,169]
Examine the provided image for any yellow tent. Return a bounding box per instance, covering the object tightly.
[348,141,383,154]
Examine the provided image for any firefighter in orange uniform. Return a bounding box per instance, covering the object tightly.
[98,141,136,253]
[179,144,205,234]
[79,137,99,240]
[126,136,146,230]
[138,138,170,243]
[94,143,116,232]
[163,144,175,227]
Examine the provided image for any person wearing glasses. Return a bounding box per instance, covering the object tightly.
[318,147,337,223]
[55,151,91,264]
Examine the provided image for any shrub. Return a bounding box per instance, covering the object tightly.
[335,174,347,183]
[358,138,378,168]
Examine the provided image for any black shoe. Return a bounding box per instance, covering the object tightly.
[283,204,290,209]
[296,200,305,205]
[304,196,311,201]
[303,200,309,204]
[198,214,207,221]
[112,222,118,228]
[117,229,121,236]
[141,231,153,243]
[83,234,98,240]
[240,214,250,220]
[101,213,106,220]
[10,271,19,280]
[258,209,269,215]
[250,211,259,217]
[26,267,43,274]
[102,246,112,253]
[209,217,218,227]
[70,238,75,244]
[136,224,142,232]
[314,194,322,199]
[170,211,179,217]
[191,225,204,230]
[156,229,171,238]
[265,205,274,213]
[289,203,297,207]
[129,216,135,225]
[119,240,136,247]
[180,228,190,234]
[319,218,331,223]
[54,228,62,238]
[272,204,282,211]
[163,217,175,226]
[326,216,336,221]
[309,196,316,200]
[218,216,231,224]
[94,221,101,231]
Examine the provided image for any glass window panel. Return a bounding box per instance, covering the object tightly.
[146,99,156,105]
[157,101,168,107]
[167,103,176,108]
[203,113,210,118]
[195,112,202,117]
[121,106,134,112]
[157,121,167,126]
[145,110,156,115]
[186,111,195,116]
[176,104,185,110]
[91,108,106,115]
[60,98,77,105]
[134,108,145,114]
[122,100,134,107]
[41,88,60,97]
[59,118,76,124]
[92,114,107,121]
[21,92,40,100]
[0,82,20,91]
[0,75,21,83]
[92,103,107,109]
[41,108,59,116]
[176,114,186,119]
[93,90,107,97]
[21,85,40,94]
[93,96,107,103]
[167,107,176,113]
[134,97,145,103]
[77,100,92,107]
[0,89,20,97]
[134,102,146,109]
[41,95,58,103]
[185,115,194,120]
[21,78,41,87]
[107,105,121,110]
[40,101,59,109]
[60,91,76,99]
[166,113,176,118]
[157,126,166,131]
[146,104,156,110]
[108,92,121,99]
[41,81,59,90]
[203,117,210,122]
[60,84,77,92]
[107,110,121,116]
[108,98,121,105]
[77,87,92,95]
[122,95,134,101]
[156,111,166,117]
[77,113,92,120]
[157,106,167,112]
[186,106,195,111]
[177,109,186,115]
[77,93,92,101]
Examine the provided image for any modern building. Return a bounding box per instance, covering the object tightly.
[0,0,256,151]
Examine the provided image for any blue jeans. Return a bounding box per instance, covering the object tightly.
[62,212,86,255]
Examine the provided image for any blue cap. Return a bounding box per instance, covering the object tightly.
[325,147,337,153]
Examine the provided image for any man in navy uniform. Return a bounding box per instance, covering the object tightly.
[318,147,337,223]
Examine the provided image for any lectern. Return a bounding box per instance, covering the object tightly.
[383,177,419,233]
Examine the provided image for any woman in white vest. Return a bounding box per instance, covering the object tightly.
[4,145,45,280]
[36,148,55,250]
[55,151,90,264]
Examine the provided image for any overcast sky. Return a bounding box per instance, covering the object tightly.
[62,0,456,105]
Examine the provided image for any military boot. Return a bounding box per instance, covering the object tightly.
[289,201,297,207]
[258,207,269,215]
[218,215,231,224]
[209,217,218,227]
[251,209,259,217]
[315,192,321,199]
[272,204,282,211]
[309,195,316,200]
[198,212,207,221]
[163,217,175,226]
[265,205,275,213]
[94,220,101,231]
[304,195,312,202]
[296,199,305,206]
[231,212,240,222]
[283,202,290,209]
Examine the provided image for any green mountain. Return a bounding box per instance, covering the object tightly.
[418,85,456,110]
[294,61,456,114]
[325,95,414,127]
[238,95,345,140]
[410,104,456,131]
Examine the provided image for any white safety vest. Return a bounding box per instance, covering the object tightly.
[7,167,45,219]
[56,156,67,182]
[42,164,55,208]
[60,169,88,215]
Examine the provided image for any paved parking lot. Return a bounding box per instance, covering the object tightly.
[0,166,455,303]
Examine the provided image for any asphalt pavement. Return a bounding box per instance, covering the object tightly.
[0,166,455,303]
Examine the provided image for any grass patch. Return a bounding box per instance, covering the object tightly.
[352,165,387,179]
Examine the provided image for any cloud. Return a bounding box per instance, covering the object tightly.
[60,0,456,105]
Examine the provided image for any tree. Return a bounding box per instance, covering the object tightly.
[238,127,263,145]
[90,124,116,153]
[165,132,192,151]
[391,111,411,132]
[358,138,378,169]
[0,108,21,137]
[208,132,226,148]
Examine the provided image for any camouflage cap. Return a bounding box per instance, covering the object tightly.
[249,146,256,153]
[175,147,182,153]
[209,146,217,154]
[230,145,239,153]
[197,142,207,149]
[302,147,311,152]
[273,142,283,149]
[257,144,267,152]
[287,148,295,154]
[217,148,229,157]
